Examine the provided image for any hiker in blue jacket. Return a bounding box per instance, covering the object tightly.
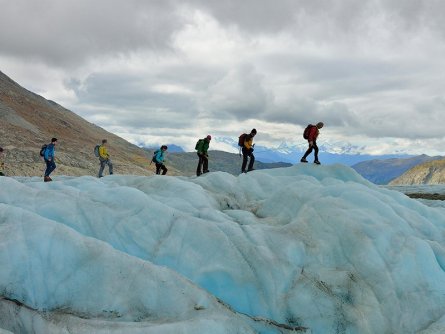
[153,145,168,175]
[43,137,57,182]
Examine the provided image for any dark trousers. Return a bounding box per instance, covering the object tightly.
[196,153,209,176]
[242,147,255,172]
[156,163,168,175]
[44,159,56,177]
[302,141,319,161]
[98,158,113,177]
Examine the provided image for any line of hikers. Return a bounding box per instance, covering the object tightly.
[0,122,324,181]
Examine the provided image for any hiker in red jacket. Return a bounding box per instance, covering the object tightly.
[301,122,324,164]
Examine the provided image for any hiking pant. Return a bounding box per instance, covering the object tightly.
[302,141,319,161]
[156,163,168,175]
[99,158,113,177]
[44,159,56,177]
[196,153,208,176]
[242,147,255,172]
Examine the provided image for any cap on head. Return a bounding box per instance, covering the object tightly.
[102,139,107,144]
[206,135,212,140]
[316,122,324,128]
[251,128,257,135]
[51,137,58,143]
[161,145,168,150]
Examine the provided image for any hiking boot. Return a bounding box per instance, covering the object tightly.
[203,170,209,173]
[300,158,308,163]
[314,160,321,165]
[247,168,255,172]
[44,176,52,182]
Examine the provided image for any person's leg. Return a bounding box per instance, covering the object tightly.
[203,156,209,172]
[196,153,203,176]
[313,142,320,163]
[155,163,161,174]
[44,160,51,177]
[301,144,313,162]
[98,160,105,177]
[49,160,56,175]
[248,153,255,170]
[107,160,113,174]
[241,148,248,172]
[161,164,168,175]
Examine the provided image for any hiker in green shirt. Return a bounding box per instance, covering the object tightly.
[195,135,211,176]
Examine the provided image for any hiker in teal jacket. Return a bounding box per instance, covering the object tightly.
[43,137,57,182]
[153,145,168,175]
[196,135,211,176]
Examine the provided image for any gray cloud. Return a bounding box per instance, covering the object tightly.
[1,0,445,154]
[202,65,273,120]
[0,0,183,67]
[69,72,198,129]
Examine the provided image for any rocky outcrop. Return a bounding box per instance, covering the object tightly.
[389,159,445,185]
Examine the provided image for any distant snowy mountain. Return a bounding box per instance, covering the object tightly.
[141,144,185,153]
[216,136,412,165]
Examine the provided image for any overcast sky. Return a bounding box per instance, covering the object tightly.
[1,0,444,154]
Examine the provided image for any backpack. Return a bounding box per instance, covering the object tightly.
[238,133,247,147]
[94,144,100,157]
[152,149,159,163]
[195,139,204,150]
[39,144,48,157]
[303,124,314,140]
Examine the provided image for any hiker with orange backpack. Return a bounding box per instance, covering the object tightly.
[301,122,324,164]
[239,128,257,173]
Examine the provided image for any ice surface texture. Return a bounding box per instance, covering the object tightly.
[1,164,445,333]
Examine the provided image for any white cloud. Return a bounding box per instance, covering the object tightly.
[1,0,445,155]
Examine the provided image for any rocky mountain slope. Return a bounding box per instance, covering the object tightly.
[351,154,443,184]
[0,71,289,178]
[389,158,445,185]
[0,71,178,177]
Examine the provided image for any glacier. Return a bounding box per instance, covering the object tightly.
[1,164,445,333]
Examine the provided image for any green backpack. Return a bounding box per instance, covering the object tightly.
[195,139,204,150]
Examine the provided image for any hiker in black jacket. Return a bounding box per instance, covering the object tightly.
[241,129,257,173]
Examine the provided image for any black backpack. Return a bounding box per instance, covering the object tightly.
[39,144,48,157]
[238,133,247,147]
[303,125,314,140]
[152,149,159,163]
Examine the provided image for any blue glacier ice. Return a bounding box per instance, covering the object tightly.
[1,164,445,333]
